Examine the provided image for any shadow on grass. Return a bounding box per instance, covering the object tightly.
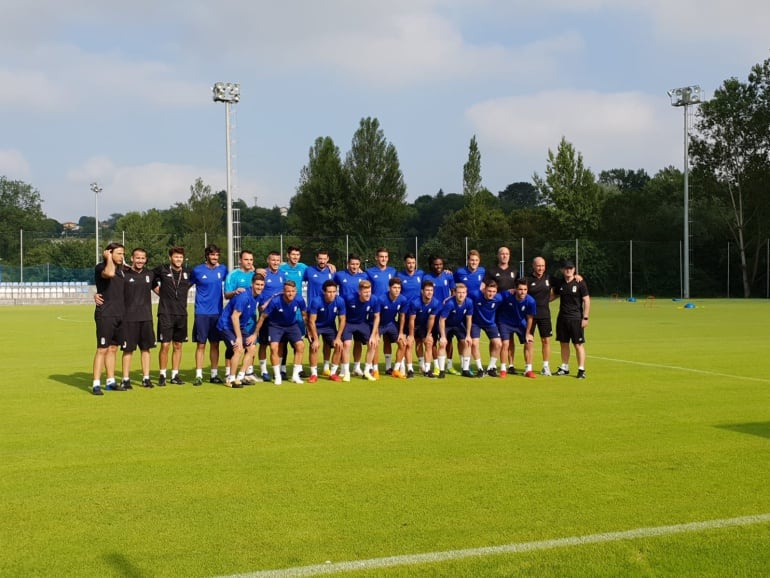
[103,553,147,578]
[49,372,94,394]
[716,422,770,440]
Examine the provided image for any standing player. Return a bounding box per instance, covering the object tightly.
[552,260,590,379]
[340,280,381,382]
[120,247,156,389]
[254,280,307,385]
[217,273,266,388]
[437,282,474,378]
[224,250,255,299]
[470,280,503,377]
[454,249,486,301]
[526,256,555,376]
[190,244,228,386]
[256,251,285,380]
[279,245,309,374]
[153,246,191,385]
[397,253,424,377]
[424,255,455,375]
[306,280,346,383]
[499,278,537,378]
[303,249,335,308]
[485,246,518,293]
[407,280,440,378]
[92,243,126,395]
[334,254,368,375]
[366,247,397,299]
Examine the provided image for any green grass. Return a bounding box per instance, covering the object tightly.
[1,299,770,577]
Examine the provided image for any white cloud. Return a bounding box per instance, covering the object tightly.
[468,90,681,179]
[0,150,32,178]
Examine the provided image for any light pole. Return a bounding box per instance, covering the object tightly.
[667,85,702,299]
[212,81,240,272]
[90,182,103,265]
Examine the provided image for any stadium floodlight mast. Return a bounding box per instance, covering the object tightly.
[212,81,240,272]
[667,85,702,299]
[90,182,103,265]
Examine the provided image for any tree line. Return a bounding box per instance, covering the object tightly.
[2,58,770,297]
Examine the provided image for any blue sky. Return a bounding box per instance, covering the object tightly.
[1,0,768,223]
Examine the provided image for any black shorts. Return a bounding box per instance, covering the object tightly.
[157,314,188,344]
[122,320,156,352]
[192,314,221,344]
[95,316,123,348]
[556,317,585,344]
[532,317,553,339]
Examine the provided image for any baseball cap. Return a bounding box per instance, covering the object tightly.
[562,260,575,269]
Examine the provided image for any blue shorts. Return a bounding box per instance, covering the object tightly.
[499,322,527,344]
[317,326,338,347]
[445,325,468,341]
[413,325,431,340]
[192,314,221,344]
[343,322,372,343]
[470,323,501,340]
[268,324,304,345]
[379,322,399,343]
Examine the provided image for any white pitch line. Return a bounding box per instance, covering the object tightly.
[591,355,770,384]
[218,513,770,578]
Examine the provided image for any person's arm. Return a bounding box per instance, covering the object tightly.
[231,309,243,349]
[101,251,116,278]
[581,295,591,327]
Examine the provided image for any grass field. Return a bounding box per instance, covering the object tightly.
[2,299,770,577]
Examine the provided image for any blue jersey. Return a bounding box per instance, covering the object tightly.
[334,269,368,301]
[224,268,254,296]
[262,269,285,300]
[279,262,307,288]
[190,263,227,315]
[366,266,397,298]
[345,294,380,326]
[308,295,346,330]
[499,293,537,328]
[303,265,335,305]
[397,269,424,301]
[473,293,503,326]
[409,296,441,330]
[424,271,455,304]
[440,297,474,328]
[217,289,259,334]
[263,295,306,327]
[379,293,408,328]
[454,266,486,301]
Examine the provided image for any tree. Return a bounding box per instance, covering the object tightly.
[598,169,650,193]
[498,182,539,212]
[290,136,349,239]
[185,177,223,237]
[0,176,47,263]
[116,210,170,266]
[532,137,604,238]
[690,57,770,297]
[344,117,408,238]
[463,135,483,198]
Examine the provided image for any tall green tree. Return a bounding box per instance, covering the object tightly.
[116,209,170,266]
[498,182,539,212]
[185,177,223,237]
[463,135,483,198]
[0,176,47,263]
[290,136,348,239]
[690,57,770,297]
[533,137,604,238]
[344,117,408,237]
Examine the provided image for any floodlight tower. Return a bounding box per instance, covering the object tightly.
[212,81,240,271]
[90,182,103,264]
[667,85,702,299]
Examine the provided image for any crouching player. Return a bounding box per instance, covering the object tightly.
[438,282,474,378]
[378,277,409,379]
[407,280,440,378]
[499,278,537,378]
[217,273,266,388]
[254,280,308,385]
[341,280,381,381]
[471,280,503,377]
[307,280,346,383]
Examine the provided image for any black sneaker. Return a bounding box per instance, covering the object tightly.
[298,370,308,379]
[158,375,167,386]
[407,369,414,379]
[209,376,224,384]
[105,382,127,391]
[122,378,133,390]
[461,370,472,378]
[280,371,288,380]
[141,378,154,389]
[438,371,446,379]
[475,369,485,378]
[577,369,586,379]
[92,385,104,396]
[385,368,393,376]
[423,371,435,379]
[486,367,498,378]
[170,376,185,385]
[555,368,570,376]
